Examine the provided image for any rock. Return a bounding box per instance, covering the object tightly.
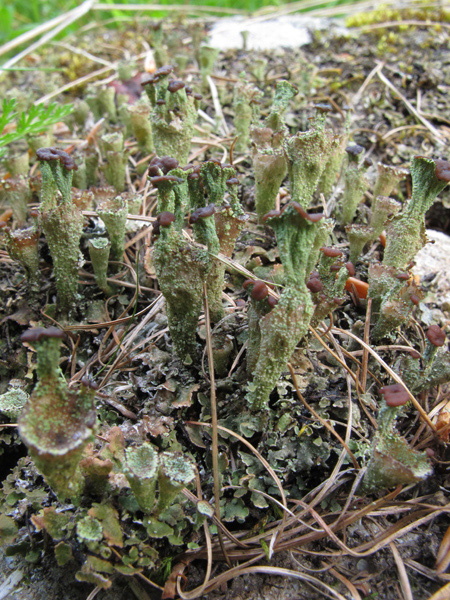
[208,15,347,50]
[413,229,450,307]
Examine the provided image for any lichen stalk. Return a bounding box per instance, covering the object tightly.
[88,237,113,296]
[142,66,201,165]
[284,105,342,210]
[246,203,325,411]
[37,147,83,315]
[4,226,40,290]
[18,329,97,501]
[369,157,450,339]
[341,146,370,225]
[97,195,128,264]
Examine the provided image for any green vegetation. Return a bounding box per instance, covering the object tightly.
[2,0,364,50]
[0,99,72,158]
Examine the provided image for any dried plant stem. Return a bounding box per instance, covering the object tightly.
[52,41,114,67]
[207,75,229,136]
[93,3,247,15]
[377,67,443,142]
[2,0,94,70]
[390,541,414,600]
[351,61,385,108]
[85,585,102,600]
[176,471,213,599]
[361,297,372,392]
[323,562,363,600]
[0,12,71,58]
[332,327,437,433]
[358,20,450,32]
[191,565,349,600]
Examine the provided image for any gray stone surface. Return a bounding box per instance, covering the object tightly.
[208,15,347,50]
[413,229,450,307]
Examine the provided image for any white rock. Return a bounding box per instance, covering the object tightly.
[208,15,346,50]
[413,229,450,306]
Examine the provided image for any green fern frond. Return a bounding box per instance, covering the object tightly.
[0,99,73,157]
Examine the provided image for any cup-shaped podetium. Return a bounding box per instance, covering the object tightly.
[245,204,328,412]
[284,104,344,210]
[101,132,127,192]
[97,194,128,264]
[341,144,370,225]
[155,452,195,515]
[0,176,31,226]
[18,328,97,501]
[88,237,113,296]
[142,65,202,165]
[363,388,432,491]
[4,226,40,289]
[124,443,159,513]
[372,162,408,199]
[251,127,287,223]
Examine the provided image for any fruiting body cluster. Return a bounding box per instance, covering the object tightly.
[369,156,450,339]
[150,156,246,363]
[246,203,328,412]
[37,147,83,316]
[284,104,344,210]
[142,65,202,165]
[251,80,297,222]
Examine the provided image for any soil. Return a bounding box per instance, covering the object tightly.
[1,9,450,600]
